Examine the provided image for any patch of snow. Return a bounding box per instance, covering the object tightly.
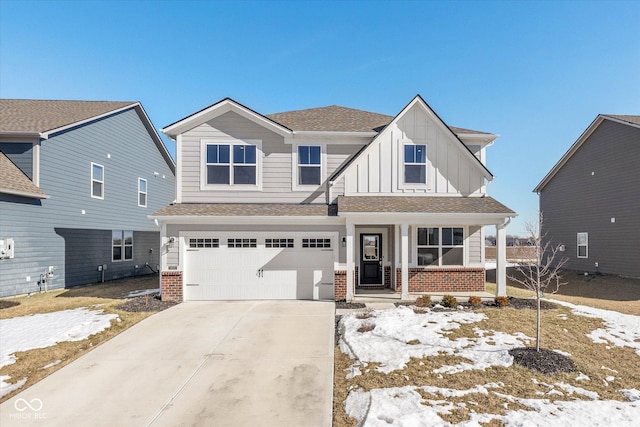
[606,375,615,382]
[575,372,591,381]
[602,366,618,373]
[484,261,521,270]
[41,359,62,369]
[346,385,640,427]
[345,365,362,379]
[550,300,640,356]
[124,288,160,298]
[0,376,26,398]
[553,349,572,357]
[0,308,118,397]
[622,389,640,402]
[555,382,599,399]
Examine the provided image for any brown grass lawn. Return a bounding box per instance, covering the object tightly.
[0,275,163,403]
[334,270,640,426]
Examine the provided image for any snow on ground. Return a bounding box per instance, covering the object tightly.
[339,305,531,374]
[484,261,522,270]
[340,302,640,426]
[0,308,118,397]
[549,299,640,356]
[345,384,640,426]
[124,288,160,298]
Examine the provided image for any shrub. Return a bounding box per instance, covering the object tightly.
[413,307,428,314]
[441,294,458,308]
[468,296,483,308]
[495,296,510,308]
[414,295,432,308]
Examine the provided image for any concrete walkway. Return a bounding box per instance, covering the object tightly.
[0,301,335,427]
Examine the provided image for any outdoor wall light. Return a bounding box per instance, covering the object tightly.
[341,236,347,247]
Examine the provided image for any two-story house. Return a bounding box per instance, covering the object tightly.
[0,100,176,297]
[151,95,515,302]
[534,114,640,278]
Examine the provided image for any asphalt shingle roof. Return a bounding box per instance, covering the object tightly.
[337,196,515,214]
[0,151,47,198]
[603,115,640,126]
[0,99,135,134]
[266,105,490,135]
[152,203,338,217]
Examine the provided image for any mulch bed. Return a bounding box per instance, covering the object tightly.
[0,300,20,310]
[336,301,367,309]
[115,295,177,312]
[509,347,577,374]
[393,297,559,310]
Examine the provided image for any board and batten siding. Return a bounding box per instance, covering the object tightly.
[540,119,640,278]
[0,108,175,296]
[178,111,365,204]
[343,104,485,196]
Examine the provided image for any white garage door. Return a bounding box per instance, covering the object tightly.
[183,234,335,301]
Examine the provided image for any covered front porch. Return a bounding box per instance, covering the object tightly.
[335,196,516,303]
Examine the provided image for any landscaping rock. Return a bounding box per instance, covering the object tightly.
[509,347,577,374]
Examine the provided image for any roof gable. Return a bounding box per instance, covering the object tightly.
[534,114,640,192]
[162,98,292,138]
[332,95,494,184]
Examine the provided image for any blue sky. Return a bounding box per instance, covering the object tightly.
[1,0,639,235]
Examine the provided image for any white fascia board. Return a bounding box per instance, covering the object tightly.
[148,215,345,226]
[0,188,50,199]
[135,103,176,171]
[162,99,292,138]
[338,212,516,226]
[533,115,604,193]
[40,103,138,139]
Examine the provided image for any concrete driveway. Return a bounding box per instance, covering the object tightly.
[0,301,335,427]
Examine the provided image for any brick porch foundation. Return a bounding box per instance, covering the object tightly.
[395,267,485,293]
[161,271,183,302]
[334,270,347,301]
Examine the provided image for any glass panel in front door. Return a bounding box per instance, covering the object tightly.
[362,235,379,260]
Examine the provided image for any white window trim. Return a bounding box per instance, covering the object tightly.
[577,232,588,258]
[112,230,134,262]
[138,178,147,207]
[414,226,466,267]
[400,140,429,190]
[91,162,104,199]
[199,139,262,191]
[291,142,326,192]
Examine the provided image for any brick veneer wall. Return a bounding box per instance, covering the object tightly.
[161,271,183,302]
[384,266,391,287]
[334,270,347,301]
[396,267,485,293]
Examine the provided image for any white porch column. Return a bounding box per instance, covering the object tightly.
[401,223,409,300]
[495,222,508,297]
[346,221,355,301]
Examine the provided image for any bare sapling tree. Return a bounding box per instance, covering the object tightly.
[509,212,569,351]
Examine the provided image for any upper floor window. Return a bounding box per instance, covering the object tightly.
[298,146,321,185]
[404,144,426,184]
[113,230,133,261]
[204,143,257,186]
[417,227,464,266]
[91,163,104,199]
[138,178,147,207]
[577,232,588,258]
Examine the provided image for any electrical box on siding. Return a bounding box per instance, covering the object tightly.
[0,238,15,259]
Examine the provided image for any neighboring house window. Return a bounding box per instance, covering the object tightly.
[205,144,257,185]
[138,178,147,207]
[298,146,321,185]
[112,230,133,261]
[417,227,464,266]
[91,163,104,199]
[404,144,426,184]
[577,232,588,258]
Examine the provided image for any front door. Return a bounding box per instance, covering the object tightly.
[360,233,382,285]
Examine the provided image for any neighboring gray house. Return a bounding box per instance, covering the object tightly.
[151,95,515,302]
[0,100,176,297]
[534,115,640,278]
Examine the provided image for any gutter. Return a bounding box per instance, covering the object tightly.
[0,188,50,199]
